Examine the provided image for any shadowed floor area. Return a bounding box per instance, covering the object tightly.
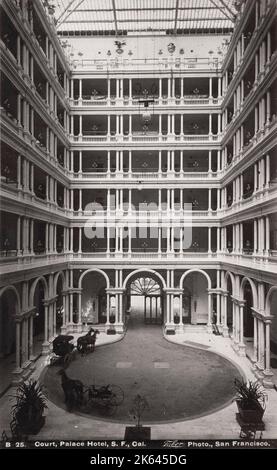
[43,301,242,424]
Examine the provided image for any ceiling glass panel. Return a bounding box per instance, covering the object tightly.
[48,0,237,34]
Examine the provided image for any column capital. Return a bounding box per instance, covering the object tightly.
[106,288,125,294]
[251,307,273,322]
[15,307,36,322]
[165,288,183,295]
[43,296,58,306]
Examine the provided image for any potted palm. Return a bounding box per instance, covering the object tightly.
[234,378,267,424]
[124,394,151,440]
[10,380,48,435]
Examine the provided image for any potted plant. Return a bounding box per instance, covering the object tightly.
[124,394,151,440]
[10,380,48,435]
[234,378,267,424]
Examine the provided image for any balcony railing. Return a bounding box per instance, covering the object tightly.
[71,56,223,72]
[74,170,216,179]
[74,209,215,218]
[71,94,221,107]
[71,133,219,143]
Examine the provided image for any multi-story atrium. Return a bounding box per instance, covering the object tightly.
[0,0,277,440]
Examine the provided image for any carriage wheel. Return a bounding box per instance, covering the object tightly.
[107,385,124,406]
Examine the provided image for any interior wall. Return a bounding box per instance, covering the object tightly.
[66,35,230,63]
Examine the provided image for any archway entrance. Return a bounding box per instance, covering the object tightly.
[268,289,277,370]
[181,287,191,324]
[56,275,64,334]
[81,271,108,325]
[0,289,17,358]
[33,280,46,356]
[181,271,209,325]
[243,282,254,339]
[126,274,163,326]
[226,276,233,330]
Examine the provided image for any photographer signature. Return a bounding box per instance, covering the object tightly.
[163,440,185,448]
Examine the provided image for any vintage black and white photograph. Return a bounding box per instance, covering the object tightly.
[0,0,277,456]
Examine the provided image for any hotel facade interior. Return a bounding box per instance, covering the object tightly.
[0,0,277,410]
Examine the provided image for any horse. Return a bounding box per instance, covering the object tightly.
[77,328,94,354]
[80,330,100,355]
[58,369,84,411]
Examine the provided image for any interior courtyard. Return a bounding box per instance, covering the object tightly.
[0,0,277,442]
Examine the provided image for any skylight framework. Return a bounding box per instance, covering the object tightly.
[47,0,238,36]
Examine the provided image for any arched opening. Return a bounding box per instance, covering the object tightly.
[181,271,209,325]
[180,287,192,324]
[81,271,108,325]
[226,275,233,329]
[55,275,64,334]
[243,281,254,339]
[0,289,17,358]
[33,279,46,356]
[269,289,277,369]
[126,272,164,326]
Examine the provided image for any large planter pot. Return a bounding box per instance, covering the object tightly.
[124,426,151,440]
[236,400,265,423]
[17,416,46,435]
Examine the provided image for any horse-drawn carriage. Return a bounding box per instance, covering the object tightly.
[84,384,124,414]
[58,369,124,414]
[50,335,75,366]
[77,328,99,355]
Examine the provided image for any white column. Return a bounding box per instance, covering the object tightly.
[107,151,111,174]
[208,227,212,253]
[217,227,220,252]
[254,219,258,253]
[79,115,82,136]
[260,217,265,253]
[129,114,132,135]
[79,189,82,212]
[78,227,82,253]
[265,216,270,253]
[217,114,221,135]
[159,78,162,100]
[266,91,271,126]
[167,78,171,98]
[129,78,132,100]
[159,114,162,135]
[208,151,212,173]
[218,77,222,98]
[128,226,132,253]
[180,151,183,173]
[79,79,82,100]
[266,30,271,64]
[209,77,213,98]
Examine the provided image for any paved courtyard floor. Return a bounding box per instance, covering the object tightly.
[43,310,242,424]
[1,306,277,441]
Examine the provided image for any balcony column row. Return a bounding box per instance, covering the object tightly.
[254,216,270,254]
[266,31,271,65]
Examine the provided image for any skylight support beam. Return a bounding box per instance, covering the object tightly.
[216,0,236,21]
[56,0,76,24]
[112,0,118,35]
[57,0,86,27]
[208,0,234,22]
[173,0,179,34]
